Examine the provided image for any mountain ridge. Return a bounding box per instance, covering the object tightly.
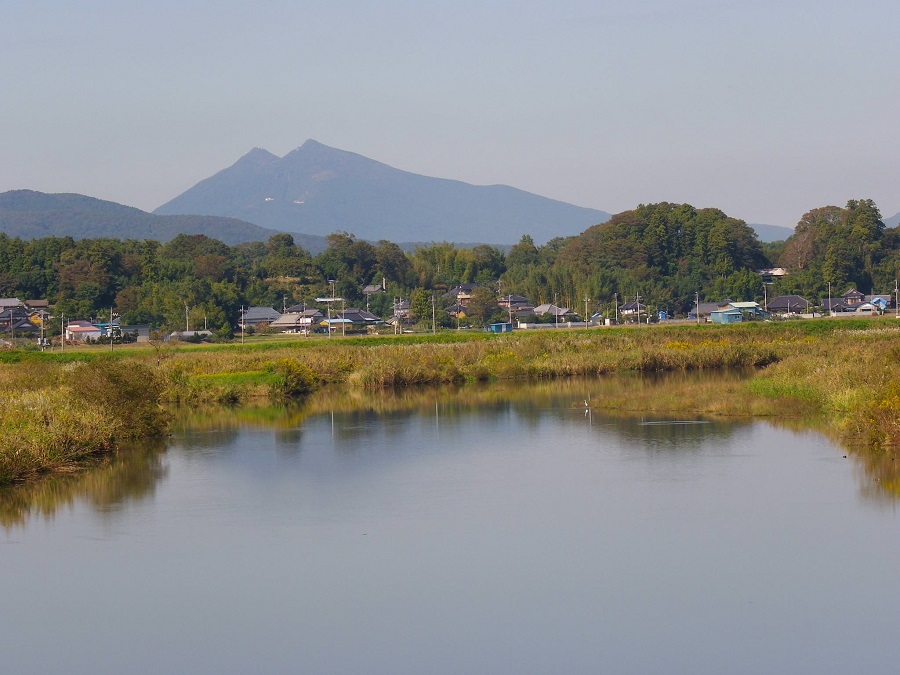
[0,190,326,248]
[154,140,613,245]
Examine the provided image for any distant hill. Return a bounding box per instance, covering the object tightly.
[749,223,794,242]
[154,140,612,245]
[0,190,328,250]
[885,212,900,228]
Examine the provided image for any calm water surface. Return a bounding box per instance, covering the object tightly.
[2,379,899,674]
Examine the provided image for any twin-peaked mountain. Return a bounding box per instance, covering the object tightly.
[153,139,612,245]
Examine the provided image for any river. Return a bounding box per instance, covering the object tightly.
[2,377,899,674]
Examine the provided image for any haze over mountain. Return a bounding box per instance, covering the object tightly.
[885,212,900,229]
[0,190,328,248]
[154,140,613,245]
[748,223,794,243]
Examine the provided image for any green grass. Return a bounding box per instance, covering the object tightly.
[5,316,900,484]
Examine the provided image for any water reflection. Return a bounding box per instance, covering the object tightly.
[163,374,900,503]
[0,438,168,529]
[1,373,896,528]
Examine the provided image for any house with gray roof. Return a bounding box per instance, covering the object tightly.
[271,308,324,333]
[240,306,282,328]
[767,295,810,314]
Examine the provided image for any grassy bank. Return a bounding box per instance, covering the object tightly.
[3,318,900,484]
[0,360,170,484]
[151,319,900,449]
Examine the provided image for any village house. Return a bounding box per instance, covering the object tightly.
[240,306,282,329]
[758,268,788,284]
[0,298,24,311]
[823,288,893,314]
[0,305,29,332]
[533,303,578,321]
[444,284,483,307]
[618,301,647,321]
[362,282,385,310]
[327,308,382,334]
[767,295,810,315]
[65,320,102,341]
[711,301,769,323]
[689,300,732,321]
[270,307,324,334]
[498,294,536,319]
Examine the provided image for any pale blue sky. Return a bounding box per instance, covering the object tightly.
[2,0,898,228]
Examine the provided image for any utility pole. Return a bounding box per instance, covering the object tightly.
[636,292,641,325]
[327,280,335,338]
[432,293,436,334]
[240,305,245,344]
[60,313,64,352]
[696,291,700,325]
[614,293,618,324]
[828,281,832,317]
[584,297,590,327]
[110,307,114,352]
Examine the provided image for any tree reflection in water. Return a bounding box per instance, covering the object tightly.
[0,438,168,529]
[2,372,896,527]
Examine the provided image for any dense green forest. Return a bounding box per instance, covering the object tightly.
[1,199,896,332]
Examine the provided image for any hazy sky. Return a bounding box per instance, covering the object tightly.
[2,0,898,228]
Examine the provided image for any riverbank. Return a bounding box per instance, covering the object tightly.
[2,318,900,484]
[0,360,169,484]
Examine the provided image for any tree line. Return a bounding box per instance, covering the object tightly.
[0,199,895,334]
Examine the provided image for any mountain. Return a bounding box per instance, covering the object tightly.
[0,190,327,250]
[885,212,900,228]
[154,140,612,245]
[749,223,794,242]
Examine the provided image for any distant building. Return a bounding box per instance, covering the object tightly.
[444,284,483,307]
[758,268,788,283]
[0,306,29,332]
[498,294,536,319]
[331,308,382,333]
[767,295,810,314]
[271,308,324,333]
[65,320,102,341]
[823,288,892,314]
[240,306,282,328]
[533,303,577,320]
[711,301,770,323]
[618,301,646,319]
[690,300,732,320]
[710,308,744,324]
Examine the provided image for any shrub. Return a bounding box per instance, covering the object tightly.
[269,359,320,399]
